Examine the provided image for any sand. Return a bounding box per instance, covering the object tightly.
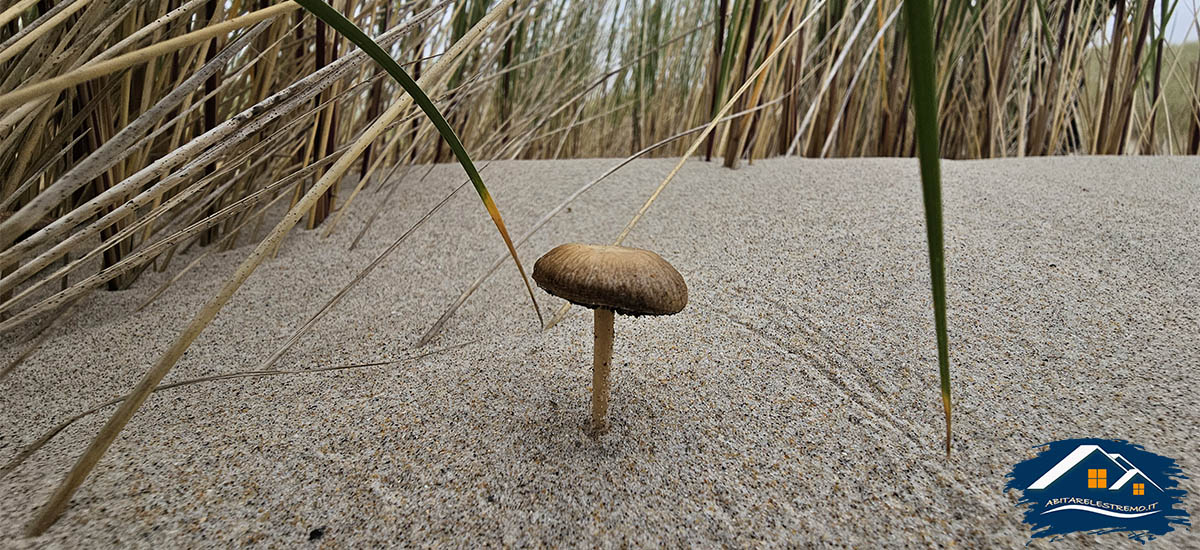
[0,156,1197,548]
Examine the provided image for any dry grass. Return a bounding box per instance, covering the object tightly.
[0,1,1196,330]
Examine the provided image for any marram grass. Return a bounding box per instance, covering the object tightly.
[20,0,531,535]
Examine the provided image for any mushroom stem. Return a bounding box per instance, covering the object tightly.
[590,307,614,435]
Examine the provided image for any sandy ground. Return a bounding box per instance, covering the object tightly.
[0,156,1197,548]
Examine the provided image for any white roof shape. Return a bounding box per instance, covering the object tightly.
[1110,467,1164,492]
[1027,444,1160,491]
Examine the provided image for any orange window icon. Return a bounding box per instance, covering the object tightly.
[1133,483,1145,495]
[1087,469,1107,488]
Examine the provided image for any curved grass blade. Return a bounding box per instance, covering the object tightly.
[901,0,952,456]
[294,0,542,329]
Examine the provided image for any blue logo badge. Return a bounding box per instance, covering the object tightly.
[1005,438,1190,543]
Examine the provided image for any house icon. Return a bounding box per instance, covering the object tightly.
[1005,438,1190,541]
[1027,444,1163,496]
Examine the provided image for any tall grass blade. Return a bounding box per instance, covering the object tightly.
[901,0,952,456]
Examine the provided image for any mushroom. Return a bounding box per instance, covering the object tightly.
[532,243,687,436]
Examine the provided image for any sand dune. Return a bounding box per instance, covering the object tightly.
[1,156,1197,548]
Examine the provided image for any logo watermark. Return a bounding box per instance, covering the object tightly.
[1005,438,1190,543]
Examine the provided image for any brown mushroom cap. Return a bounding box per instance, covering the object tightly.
[533,243,687,316]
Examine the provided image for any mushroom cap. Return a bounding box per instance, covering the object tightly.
[533,243,687,316]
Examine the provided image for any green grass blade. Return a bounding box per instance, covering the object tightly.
[901,0,952,456]
[294,0,543,329]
